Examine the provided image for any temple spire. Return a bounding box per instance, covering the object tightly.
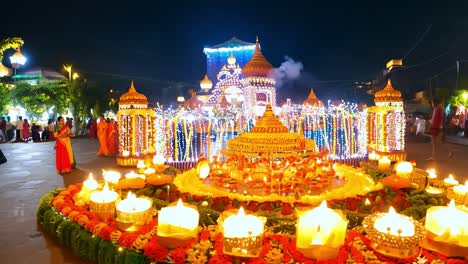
[129,80,136,92]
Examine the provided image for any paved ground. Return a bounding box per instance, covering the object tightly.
[0,136,466,263]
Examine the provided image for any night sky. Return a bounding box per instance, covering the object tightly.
[2,0,468,104]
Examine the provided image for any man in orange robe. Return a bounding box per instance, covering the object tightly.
[107,118,118,155]
[97,116,109,156]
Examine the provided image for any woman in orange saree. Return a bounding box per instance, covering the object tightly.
[54,116,75,174]
[107,118,118,155]
[97,116,109,156]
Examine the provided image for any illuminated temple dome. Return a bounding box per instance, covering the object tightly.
[222,104,316,158]
[374,78,402,106]
[119,81,148,109]
[303,88,323,107]
[242,37,277,117]
[242,38,274,77]
[199,74,213,92]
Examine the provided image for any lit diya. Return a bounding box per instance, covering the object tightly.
[89,182,119,221]
[362,206,425,258]
[115,191,153,232]
[422,200,468,258]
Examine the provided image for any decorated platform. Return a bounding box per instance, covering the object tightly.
[37,69,468,263]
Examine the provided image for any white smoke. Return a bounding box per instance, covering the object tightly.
[272,56,303,89]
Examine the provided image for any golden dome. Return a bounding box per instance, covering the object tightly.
[200,74,213,91]
[303,88,323,107]
[119,81,148,108]
[227,53,236,65]
[374,79,402,103]
[242,39,273,78]
[251,104,288,133]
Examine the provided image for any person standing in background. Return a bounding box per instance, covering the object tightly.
[6,117,14,141]
[16,116,24,142]
[0,117,6,142]
[88,118,97,138]
[97,116,109,156]
[107,118,118,155]
[23,119,30,141]
[427,99,453,160]
[48,119,55,140]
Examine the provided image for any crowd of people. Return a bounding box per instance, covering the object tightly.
[0,116,56,143]
[0,115,119,174]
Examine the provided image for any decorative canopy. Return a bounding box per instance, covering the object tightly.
[205,37,256,50]
[303,88,323,107]
[119,81,148,109]
[252,104,288,133]
[374,79,402,104]
[242,39,274,78]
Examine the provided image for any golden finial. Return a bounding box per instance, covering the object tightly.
[256,35,259,43]
[129,81,136,92]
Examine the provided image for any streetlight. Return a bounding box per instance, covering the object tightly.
[9,47,26,76]
[63,64,72,80]
[72,72,79,80]
[63,64,80,81]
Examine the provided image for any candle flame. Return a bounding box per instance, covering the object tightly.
[176,198,184,207]
[103,181,110,192]
[388,206,397,215]
[364,198,371,206]
[83,173,98,190]
[126,191,136,201]
[318,200,328,210]
[137,160,145,168]
[238,207,245,216]
[153,154,165,165]
[374,206,415,237]
[448,199,456,208]
[427,169,437,179]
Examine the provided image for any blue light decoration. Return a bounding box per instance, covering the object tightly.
[205,54,245,108]
[203,37,256,87]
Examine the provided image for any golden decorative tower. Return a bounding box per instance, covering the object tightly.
[367,78,406,161]
[116,81,156,166]
[303,88,323,107]
[222,104,316,158]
